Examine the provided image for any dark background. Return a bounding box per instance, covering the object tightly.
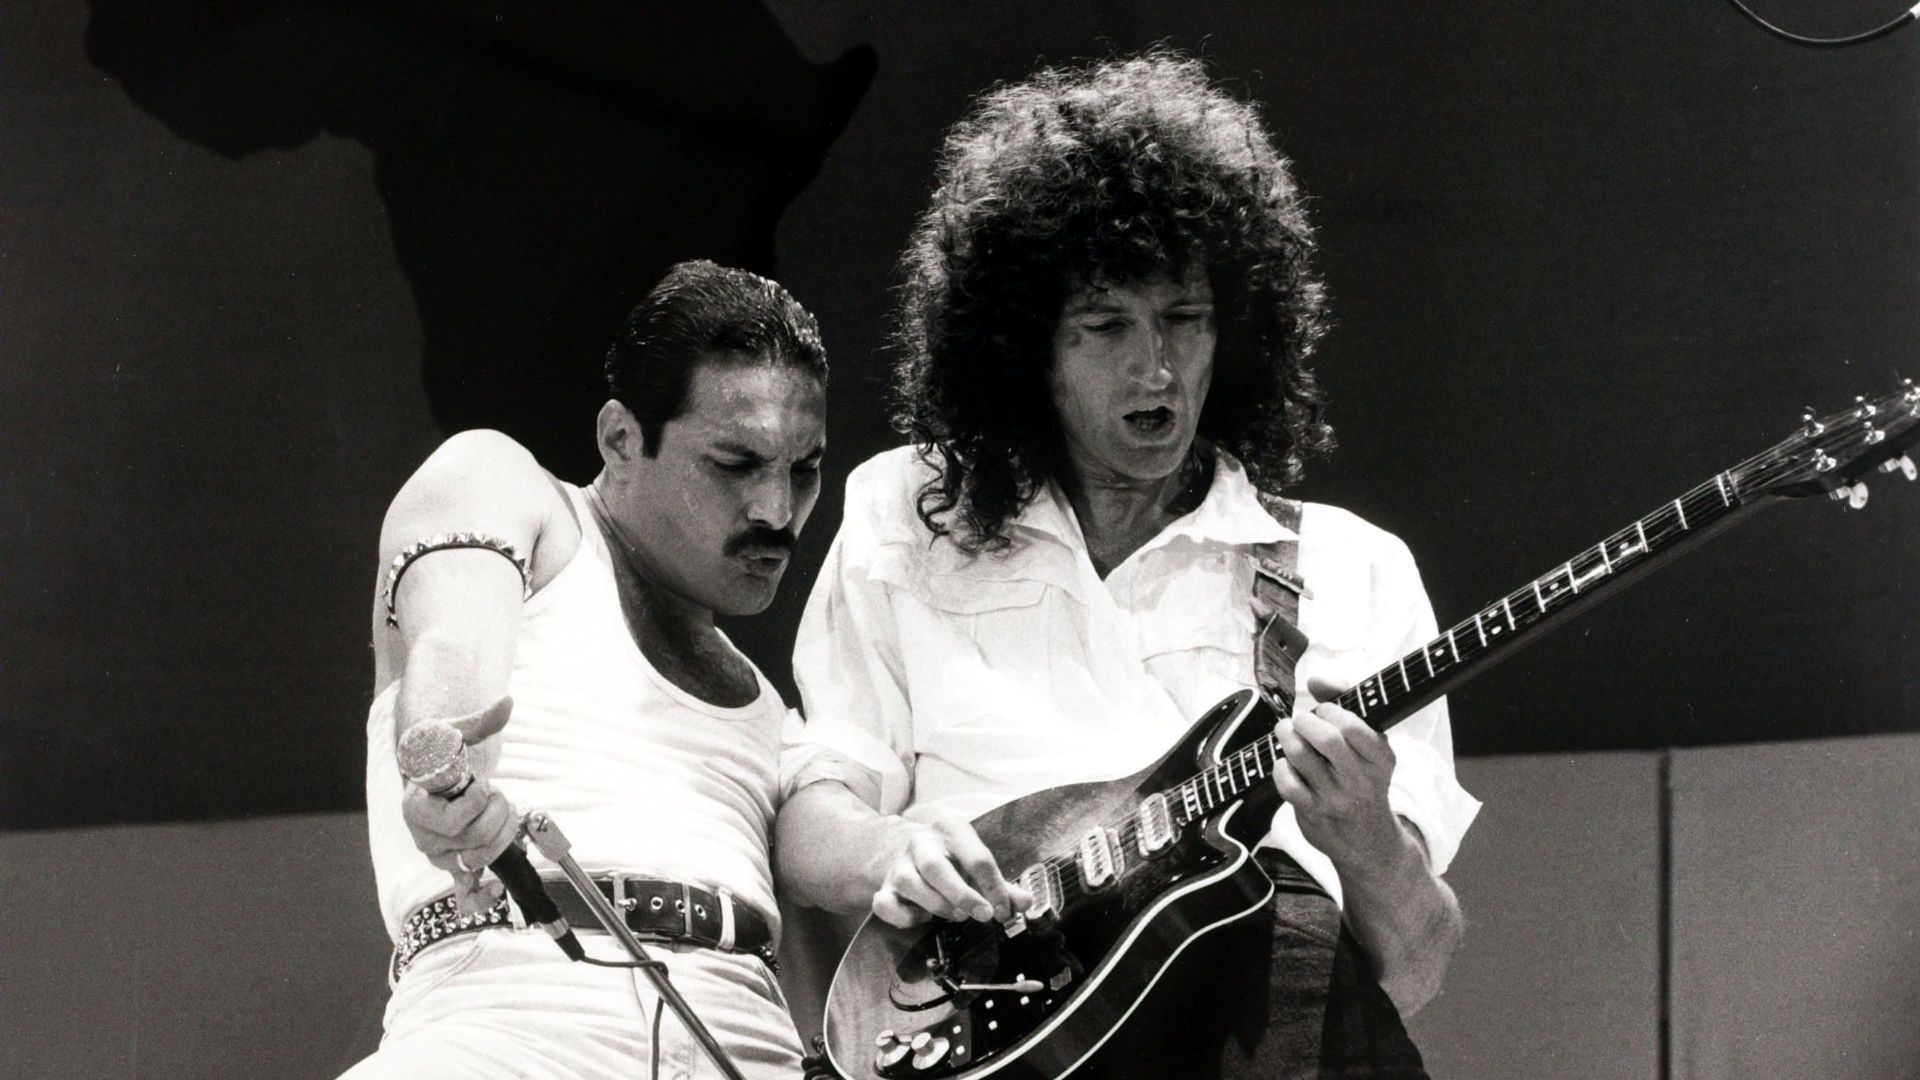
[3,0,1915,831]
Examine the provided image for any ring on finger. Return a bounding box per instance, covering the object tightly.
[456,852,476,874]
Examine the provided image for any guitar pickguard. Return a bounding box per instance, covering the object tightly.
[828,691,1277,1080]
[870,916,1084,1074]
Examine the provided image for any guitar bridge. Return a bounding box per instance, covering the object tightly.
[871,946,1079,1079]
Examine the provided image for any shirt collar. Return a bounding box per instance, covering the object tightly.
[1007,447,1298,558]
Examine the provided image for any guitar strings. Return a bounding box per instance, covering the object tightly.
[1020,417,1897,909]
[1029,479,1735,905]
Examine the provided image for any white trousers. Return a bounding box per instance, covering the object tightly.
[338,928,805,1080]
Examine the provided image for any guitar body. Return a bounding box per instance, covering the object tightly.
[823,689,1281,1080]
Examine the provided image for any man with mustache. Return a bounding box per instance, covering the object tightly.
[342,260,826,1079]
[777,55,1479,1077]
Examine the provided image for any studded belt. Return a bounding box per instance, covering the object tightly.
[391,892,514,979]
[391,875,776,979]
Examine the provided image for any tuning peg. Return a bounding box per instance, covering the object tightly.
[1879,454,1918,481]
[1802,408,1826,435]
[1829,482,1871,509]
[1856,395,1879,419]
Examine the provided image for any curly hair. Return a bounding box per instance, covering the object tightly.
[891,51,1333,552]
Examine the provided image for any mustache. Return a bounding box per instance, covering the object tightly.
[724,526,798,557]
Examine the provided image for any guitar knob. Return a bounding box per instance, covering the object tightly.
[1829,482,1870,509]
[875,1032,911,1071]
[910,1036,950,1071]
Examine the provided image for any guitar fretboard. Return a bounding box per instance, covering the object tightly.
[1168,469,1751,824]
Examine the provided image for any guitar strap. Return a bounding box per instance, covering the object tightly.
[1251,493,1309,716]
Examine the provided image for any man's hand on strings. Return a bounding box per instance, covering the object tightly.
[870,816,1035,929]
[1271,676,1402,865]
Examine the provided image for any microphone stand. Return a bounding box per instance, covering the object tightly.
[521,810,748,1080]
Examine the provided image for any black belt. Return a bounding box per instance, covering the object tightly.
[549,875,775,965]
[392,875,775,979]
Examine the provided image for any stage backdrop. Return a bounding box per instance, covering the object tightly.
[3,0,1914,830]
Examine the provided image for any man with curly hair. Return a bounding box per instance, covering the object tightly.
[777,54,1480,1077]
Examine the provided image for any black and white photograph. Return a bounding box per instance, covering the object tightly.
[3,3,1916,1078]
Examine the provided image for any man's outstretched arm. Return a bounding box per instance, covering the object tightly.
[373,430,562,879]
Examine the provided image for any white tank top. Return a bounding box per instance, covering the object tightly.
[364,483,789,942]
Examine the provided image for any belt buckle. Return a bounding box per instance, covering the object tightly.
[679,881,695,939]
[611,873,641,928]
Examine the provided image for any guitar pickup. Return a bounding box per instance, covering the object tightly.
[1136,793,1174,856]
[1019,864,1057,921]
[1077,828,1118,888]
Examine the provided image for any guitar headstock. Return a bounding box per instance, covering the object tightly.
[1734,379,1920,506]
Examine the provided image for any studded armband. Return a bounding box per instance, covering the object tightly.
[382,532,532,628]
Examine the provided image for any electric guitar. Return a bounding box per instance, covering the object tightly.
[820,381,1920,1080]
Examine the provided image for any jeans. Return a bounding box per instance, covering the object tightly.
[337,928,805,1080]
[1078,849,1429,1079]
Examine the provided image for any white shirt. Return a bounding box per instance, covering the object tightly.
[366,483,789,941]
[781,446,1480,905]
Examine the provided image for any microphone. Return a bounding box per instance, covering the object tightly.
[397,719,585,962]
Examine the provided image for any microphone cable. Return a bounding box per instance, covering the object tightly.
[1723,0,1919,47]
[571,954,672,1080]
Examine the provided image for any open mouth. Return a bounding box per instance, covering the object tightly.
[1124,406,1175,435]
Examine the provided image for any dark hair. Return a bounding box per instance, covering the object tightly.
[606,259,827,455]
[892,51,1333,552]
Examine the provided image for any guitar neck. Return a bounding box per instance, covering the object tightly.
[1338,468,1763,734]
[1171,463,1774,825]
